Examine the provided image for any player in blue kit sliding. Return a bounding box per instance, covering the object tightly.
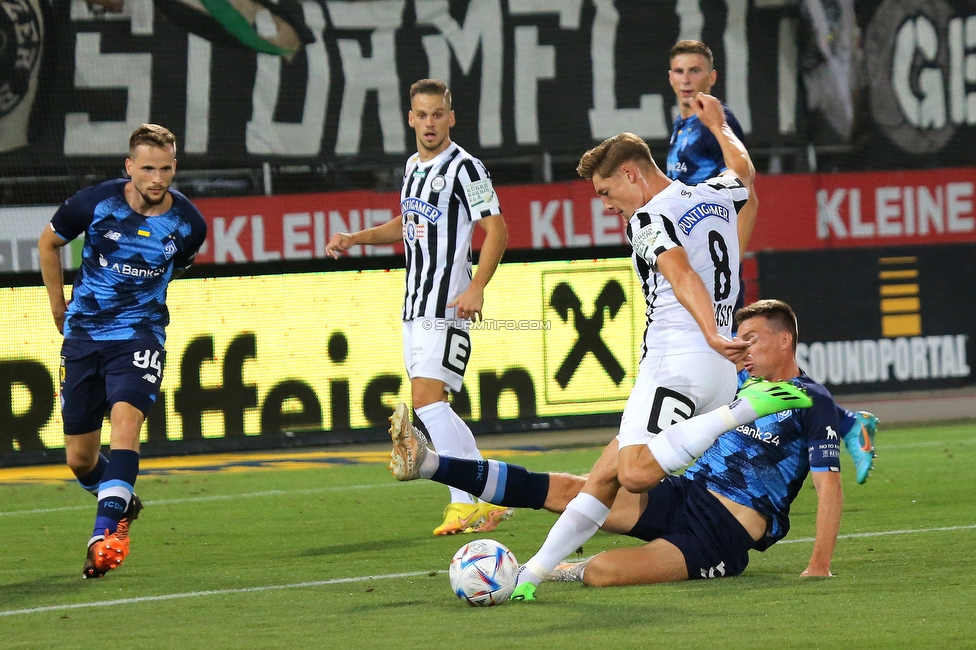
[391,300,847,597]
[667,40,877,481]
[38,124,207,578]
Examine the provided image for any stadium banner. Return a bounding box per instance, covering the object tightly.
[757,243,976,396]
[0,0,789,168]
[0,0,44,153]
[4,165,974,272]
[4,0,976,172]
[0,257,642,465]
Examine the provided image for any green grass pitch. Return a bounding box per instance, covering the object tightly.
[1,423,974,649]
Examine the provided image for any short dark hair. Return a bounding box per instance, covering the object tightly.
[577,132,654,180]
[129,124,176,155]
[670,40,714,69]
[735,299,799,351]
[410,78,452,110]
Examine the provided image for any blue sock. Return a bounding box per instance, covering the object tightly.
[432,458,549,509]
[77,453,108,496]
[92,449,139,539]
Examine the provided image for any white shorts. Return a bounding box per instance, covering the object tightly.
[616,351,737,448]
[402,318,471,393]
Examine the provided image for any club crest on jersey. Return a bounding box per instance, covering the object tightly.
[430,175,447,192]
[401,197,443,224]
[163,240,178,257]
[403,220,426,242]
[676,203,730,235]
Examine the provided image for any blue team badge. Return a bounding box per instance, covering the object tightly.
[676,202,730,235]
[405,222,416,241]
[163,240,178,257]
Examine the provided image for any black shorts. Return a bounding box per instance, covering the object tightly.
[60,339,165,434]
[626,475,755,580]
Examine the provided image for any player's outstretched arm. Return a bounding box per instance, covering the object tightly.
[801,470,843,577]
[325,214,403,258]
[38,225,70,334]
[656,246,750,363]
[449,214,507,320]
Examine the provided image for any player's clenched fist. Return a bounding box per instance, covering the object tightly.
[326,233,354,259]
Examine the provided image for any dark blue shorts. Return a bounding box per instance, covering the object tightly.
[626,475,755,580]
[60,339,165,434]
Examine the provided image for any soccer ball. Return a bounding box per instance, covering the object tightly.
[448,539,519,606]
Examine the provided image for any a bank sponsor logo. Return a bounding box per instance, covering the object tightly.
[1,259,639,455]
[98,254,167,278]
[542,266,636,405]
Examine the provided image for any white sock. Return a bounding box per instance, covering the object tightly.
[418,449,440,479]
[415,401,482,504]
[518,493,610,586]
[728,396,761,424]
[647,405,739,473]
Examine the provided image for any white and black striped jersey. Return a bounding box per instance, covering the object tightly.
[400,142,502,320]
[627,175,748,357]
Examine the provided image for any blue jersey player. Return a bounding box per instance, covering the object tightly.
[38,124,207,579]
[666,41,755,285]
[666,40,878,482]
[666,41,747,187]
[389,300,847,594]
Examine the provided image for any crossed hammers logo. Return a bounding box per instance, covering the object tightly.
[550,280,627,388]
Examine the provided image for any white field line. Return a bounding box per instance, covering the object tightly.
[1,523,974,618]
[777,523,976,544]
[0,483,397,517]
[0,571,436,618]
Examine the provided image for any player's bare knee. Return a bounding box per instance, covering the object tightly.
[410,378,448,409]
[617,457,654,494]
[65,447,97,477]
[617,467,655,493]
[580,555,616,587]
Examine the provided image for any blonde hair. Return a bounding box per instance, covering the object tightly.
[410,78,452,110]
[129,124,177,155]
[577,132,654,180]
